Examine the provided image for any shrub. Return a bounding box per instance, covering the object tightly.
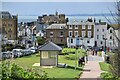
[1,61,48,79]
[100,72,118,80]
[65,54,79,60]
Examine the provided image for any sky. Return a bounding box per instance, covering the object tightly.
[1,2,116,16]
[1,0,118,2]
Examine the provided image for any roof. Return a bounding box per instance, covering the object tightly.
[109,24,120,30]
[39,41,62,51]
[0,11,13,19]
[67,21,95,25]
[46,24,66,29]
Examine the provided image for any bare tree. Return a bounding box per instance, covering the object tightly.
[104,1,120,77]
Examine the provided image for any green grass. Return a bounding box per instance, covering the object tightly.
[99,62,111,71]
[8,52,83,78]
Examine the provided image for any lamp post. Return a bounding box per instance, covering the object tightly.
[103,38,107,54]
[75,47,78,70]
[81,38,83,49]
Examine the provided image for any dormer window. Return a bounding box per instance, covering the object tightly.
[75,25,78,29]
[69,25,72,29]
[110,30,112,33]
[88,25,91,29]
[82,25,85,29]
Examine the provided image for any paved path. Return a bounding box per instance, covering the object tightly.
[80,55,103,79]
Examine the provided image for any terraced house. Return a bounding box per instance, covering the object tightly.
[46,24,67,46]
[66,21,95,48]
[0,11,18,43]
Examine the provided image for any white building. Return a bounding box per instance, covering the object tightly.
[94,22,108,49]
[67,21,95,48]
[94,22,119,50]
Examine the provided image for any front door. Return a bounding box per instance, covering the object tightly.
[76,38,80,46]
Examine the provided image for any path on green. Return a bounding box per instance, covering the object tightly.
[80,55,103,79]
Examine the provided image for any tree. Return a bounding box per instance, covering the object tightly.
[36,37,45,45]
[104,1,120,78]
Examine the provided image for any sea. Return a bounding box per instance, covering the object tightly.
[18,15,117,24]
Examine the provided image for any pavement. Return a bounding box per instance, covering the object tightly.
[80,54,103,79]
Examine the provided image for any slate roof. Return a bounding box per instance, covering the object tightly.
[39,41,62,51]
[46,24,66,29]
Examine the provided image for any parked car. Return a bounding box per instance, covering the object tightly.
[28,47,38,53]
[0,52,11,60]
[22,49,33,56]
[12,49,23,58]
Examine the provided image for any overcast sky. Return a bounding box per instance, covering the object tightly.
[2,2,117,16]
[1,0,118,2]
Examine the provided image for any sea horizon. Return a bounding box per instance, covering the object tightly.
[18,14,117,24]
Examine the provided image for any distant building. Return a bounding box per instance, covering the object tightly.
[37,11,67,24]
[67,21,95,48]
[46,24,67,46]
[0,11,18,43]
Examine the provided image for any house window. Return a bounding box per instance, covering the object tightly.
[97,35,99,39]
[71,39,73,43]
[50,51,56,58]
[102,29,104,32]
[110,30,112,33]
[88,25,91,29]
[88,31,91,38]
[60,31,63,36]
[8,21,12,27]
[50,32,53,37]
[69,31,72,37]
[82,25,86,29]
[61,39,63,42]
[41,51,48,58]
[110,42,112,46]
[82,31,85,37]
[74,31,78,37]
[87,40,90,43]
[102,35,104,39]
[101,41,103,44]
[75,25,78,29]
[69,25,72,29]
[110,36,112,39]
[97,29,99,32]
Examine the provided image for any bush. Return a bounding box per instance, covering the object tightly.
[100,72,118,80]
[98,51,102,56]
[65,54,79,60]
[1,61,48,79]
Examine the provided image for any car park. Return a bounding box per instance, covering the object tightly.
[22,49,33,56]
[28,47,38,53]
[12,49,23,58]
[0,52,11,60]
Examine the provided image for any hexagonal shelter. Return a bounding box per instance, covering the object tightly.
[39,41,62,66]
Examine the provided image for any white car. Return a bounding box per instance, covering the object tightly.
[28,47,38,53]
[12,49,23,58]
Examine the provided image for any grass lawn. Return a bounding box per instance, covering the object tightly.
[99,62,111,71]
[8,51,84,78]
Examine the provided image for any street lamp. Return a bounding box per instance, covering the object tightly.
[103,38,107,54]
[81,38,83,49]
[75,47,78,70]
